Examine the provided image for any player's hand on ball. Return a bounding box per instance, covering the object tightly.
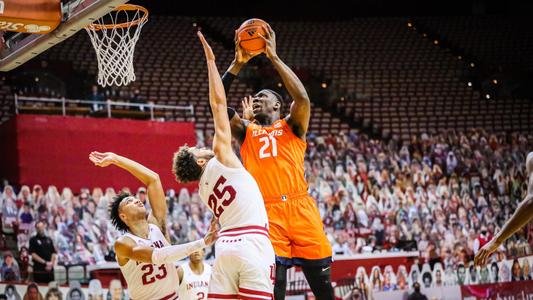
[204,217,219,246]
[258,24,277,60]
[241,95,255,121]
[474,239,500,267]
[89,151,117,167]
[234,30,261,65]
[197,31,215,61]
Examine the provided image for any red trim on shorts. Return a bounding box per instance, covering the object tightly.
[238,288,273,297]
[208,293,239,299]
[219,226,269,238]
[238,295,270,300]
[219,231,269,239]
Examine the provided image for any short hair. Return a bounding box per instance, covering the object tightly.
[109,192,131,232]
[172,145,202,183]
[259,89,283,110]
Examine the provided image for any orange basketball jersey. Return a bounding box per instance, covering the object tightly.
[240,119,308,200]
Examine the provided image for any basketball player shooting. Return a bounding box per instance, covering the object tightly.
[172,31,275,300]
[220,24,334,299]
[89,152,217,300]
[474,152,533,266]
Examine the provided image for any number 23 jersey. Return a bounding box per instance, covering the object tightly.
[120,224,179,300]
[198,157,269,231]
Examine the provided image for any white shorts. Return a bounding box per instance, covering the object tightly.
[208,226,275,300]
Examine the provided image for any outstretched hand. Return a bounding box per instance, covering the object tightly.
[241,95,255,121]
[89,151,117,167]
[203,217,219,246]
[257,24,277,60]
[474,239,500,267]
[197,31,215,61]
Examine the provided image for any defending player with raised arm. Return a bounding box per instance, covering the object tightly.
[172,31,275,300]
[219,23,334,300]
[474,152,533,266]
[89,152,217,300]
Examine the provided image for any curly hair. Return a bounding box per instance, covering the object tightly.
[172,145,203,183]
[109,192,131,232]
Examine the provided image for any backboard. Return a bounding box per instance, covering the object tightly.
[0,0,129,72]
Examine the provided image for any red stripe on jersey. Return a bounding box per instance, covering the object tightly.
[238,288,273,297]
[208,293,239,299]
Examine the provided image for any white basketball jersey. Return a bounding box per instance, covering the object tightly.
[199,157,269,231]
[120,224,179,300]
[178,262,211,300]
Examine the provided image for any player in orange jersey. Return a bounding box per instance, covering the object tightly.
[218,24,334,300]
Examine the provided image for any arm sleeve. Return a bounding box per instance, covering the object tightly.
[208,71,237,118]
[222,71,236,94]
[151,239,206,264]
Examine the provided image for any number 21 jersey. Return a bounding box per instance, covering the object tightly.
[198,157,268,231]
[239,119,308,200]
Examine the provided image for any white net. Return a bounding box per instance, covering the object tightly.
[85,5,148,87]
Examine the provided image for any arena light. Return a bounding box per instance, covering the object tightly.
[340,97,345,101]
[277,82,282,87]
[457,55,462,60]
[470,62,475,68]
[35,77,39,82]
[407,22,413,27]
[433,40,439,45]
[485,94,491,99]
[192,23,197,27]
[321,83,327,88]
[467,82,472,87]
[492,79,498,85]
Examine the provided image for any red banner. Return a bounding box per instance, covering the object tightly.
[0,115,197,192]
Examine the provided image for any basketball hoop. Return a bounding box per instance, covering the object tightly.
[85,4,148,87]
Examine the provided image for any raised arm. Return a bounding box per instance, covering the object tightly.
[216,30,259,144]
[198,31,242,168]
[259,24,311,140]
[89,152,167,233]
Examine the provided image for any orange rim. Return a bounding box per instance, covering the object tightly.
[86,4,148,31]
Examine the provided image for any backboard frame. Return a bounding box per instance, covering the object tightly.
[0,0,129,72]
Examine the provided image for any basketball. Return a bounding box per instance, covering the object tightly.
[237,18,269,54]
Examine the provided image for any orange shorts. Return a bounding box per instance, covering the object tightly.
[264,192,332,267]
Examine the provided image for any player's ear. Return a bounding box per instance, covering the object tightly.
[197,158,207,167]
[119,212,127,224]
[273,100,281,111]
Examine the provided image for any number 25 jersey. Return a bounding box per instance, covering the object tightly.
[198,157,269,231]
